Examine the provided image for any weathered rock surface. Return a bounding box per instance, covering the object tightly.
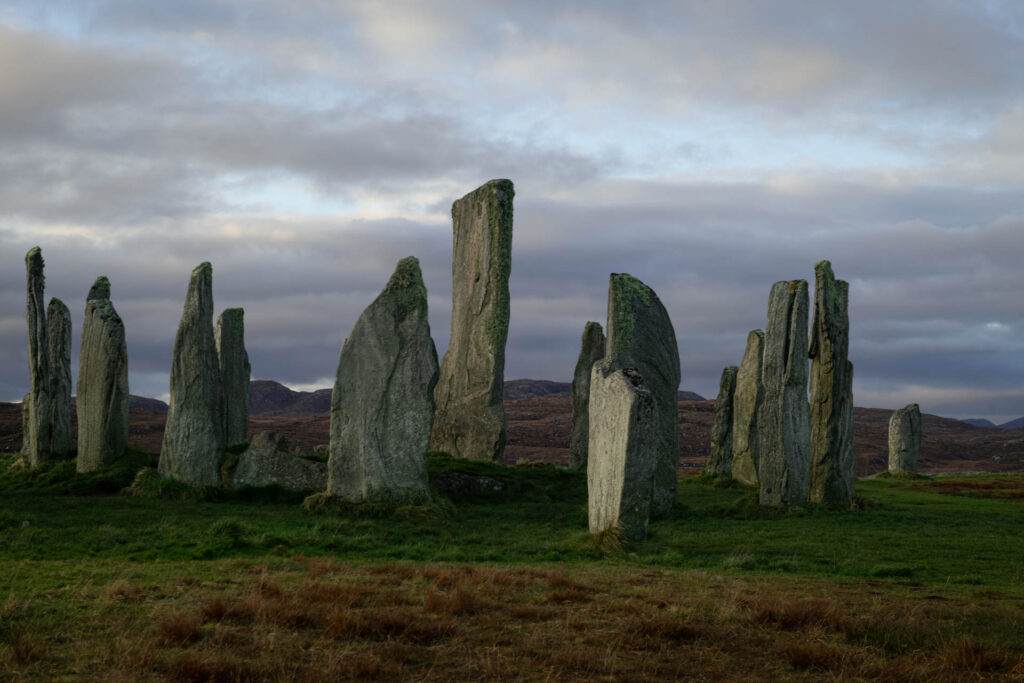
[705,366,738,476]
[731,330,764,486]
[45,298,73,460]
[888,404,922,473]
[230,431,326,492]
[808,261,855,505]
[588,365,657,540]
[76,278,129,472]
[430,179,514,461]
[569,321,605,471]
[159,263,226,487]
[24,248,50,465]
[328,257,439,502]
[603,273,680,518]
[758,280,811,507]
[216,308,251,446]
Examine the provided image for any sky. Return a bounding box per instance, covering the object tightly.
[1,1,1022,422]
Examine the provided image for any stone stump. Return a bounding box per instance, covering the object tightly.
[230,432,327,492]
[328,257,439,502]
[888,404,921,474]
[569,321,605,471]
[705,366,738,477]
[430,180,514,461]
[731,330,764,486]
[216,308,251,446]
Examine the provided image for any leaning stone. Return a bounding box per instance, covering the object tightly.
[230,431,326,492]
[328,257,439,503]
[46,298,72,460]
[569,321,606,471]
[808,260,855,505]
[216,308,251,446]
[704,366,738,477]
[24,247,51,466]
[588,365,657,540]
[430,179,514,461]
[159,263,226,487]
[603,273,680,518]
[731,330,764,486]
[888,404,921,474]
[758,280,812,507]
[76,279,129,472]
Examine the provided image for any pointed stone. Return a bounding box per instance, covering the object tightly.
[758,280,811,507]
[46,298,72,459]
[328,257,439,502]
[77,278,129,472]
[602,273,680,518]
[216,308,251,446]
[159,263,226,487]
[705,366,738,477]
[231,432,326,492]
[24,247,51,466]
[430,179,514,461]
[808,261,855,505]
[731,330,764,486]
[888,404,921,474]
[588,365,657,540]
[569,321,605,471]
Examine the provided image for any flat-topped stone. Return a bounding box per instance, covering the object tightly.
[731,330,764,486]
[888,404,922,474]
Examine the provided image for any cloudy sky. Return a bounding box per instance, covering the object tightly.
[1,1,1022,422]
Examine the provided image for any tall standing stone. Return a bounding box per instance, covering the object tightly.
[216,308,251,446]
[159,263,226,487]
[46,298,72,460]
[77,277,129,472]
[588,366,657,540]
[430,179,513,461]
[569,321,605,471]
[808,261,855,505]
[888,404,921,474]
[24,248,51,466]
[328,257,439,502]
[758,280,811,507]
[731,330,764,486]
[704,366,738,476]
[602,273,680,518]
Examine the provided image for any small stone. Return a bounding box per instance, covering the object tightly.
[159,262,226,487]
[731,330,764,486]
[76,278,129,472]
[569,321,605,471]
[758,280,812,507]
[430,180,514,461]
[216,308,251,446]
[704,366,738,477]
[230,431,327,492]
[588,365,657,540]
[888,404,922,474]
[328,257,439,502]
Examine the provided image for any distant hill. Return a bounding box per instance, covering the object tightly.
[502,379,704,402]
[250,380,330,416]
[998,417,1024,429]
[69,395,169,413]
[962,418,996,427]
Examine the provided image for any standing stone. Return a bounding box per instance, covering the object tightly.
[46,298,72,460]
[569,321,605,471]
[602,273,680,518]
[430,179,514,461]
[704,366,738,476]
[216,308,251,446]
[808,261,855,505]
[888,404,921,474]
[588,366,657,540]
[731,330,764,486]
[77,277,129,472]
[328,257,439,502]
[758,280,811,507]
[20,393,31,458]
[24,247,51,466]
[159,263,226,487]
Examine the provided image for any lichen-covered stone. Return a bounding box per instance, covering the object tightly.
[731,330,764,486]
[603,273,680,518]
[588,365,657,540]
[705,366,738,476]
[76,279,129,472]
[569,321,605,471]
[230,432,326,492]
[216,308,251,445]
[328,257,439,502]
[888,404,921,474]
[45,298,72,460]
[159,263,226,487]
[430,179,514,462]
[758,280,811,507]
[808,261,854,505]
[24,247,50,465]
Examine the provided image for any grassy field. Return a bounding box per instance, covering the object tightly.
[0,451,1022,680]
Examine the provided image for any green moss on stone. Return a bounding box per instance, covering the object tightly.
[88,276,111,301]
[606,273,654,362]
[382,256,428,317]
